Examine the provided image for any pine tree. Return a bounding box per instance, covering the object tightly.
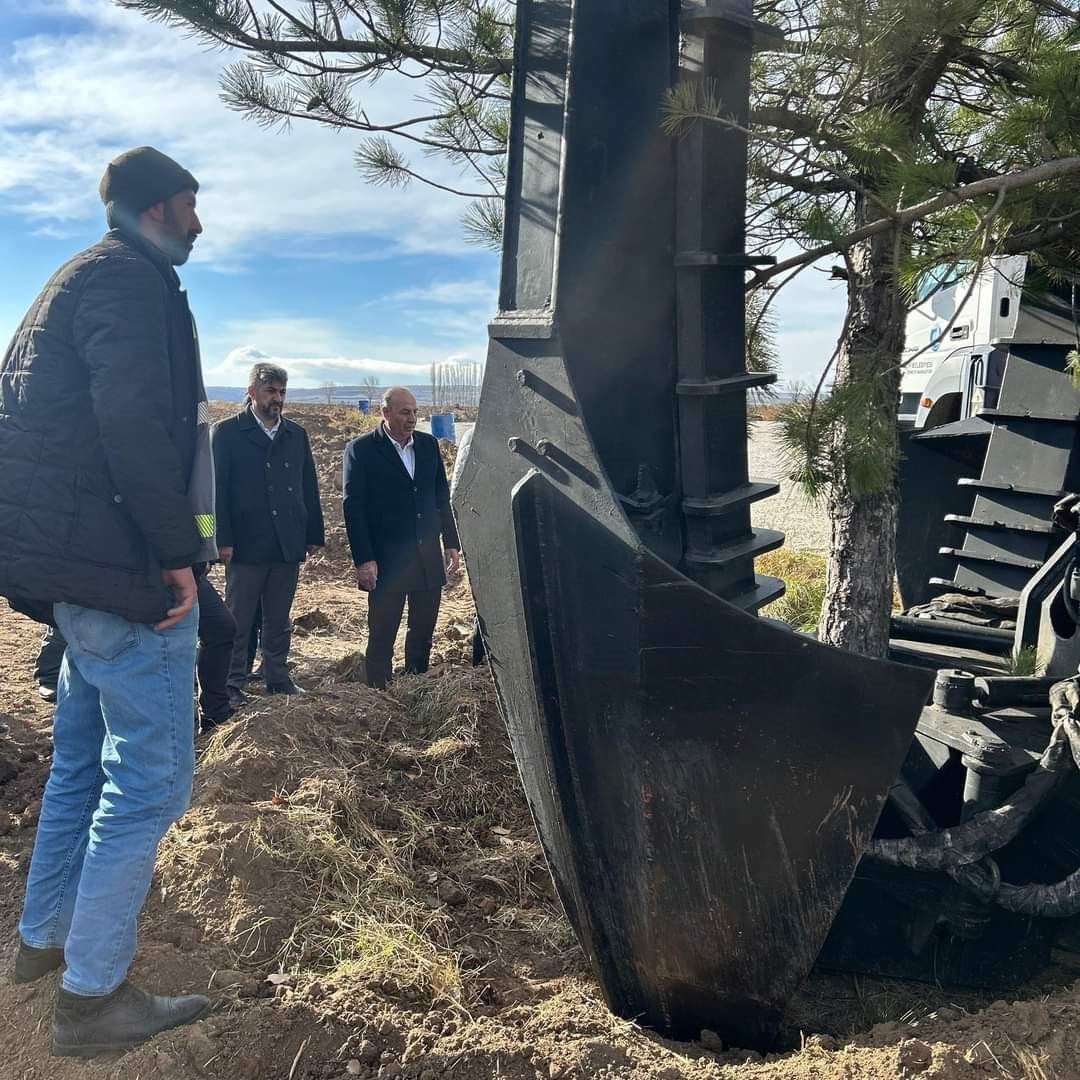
[117,0,512,243]
[666,0,1080,655]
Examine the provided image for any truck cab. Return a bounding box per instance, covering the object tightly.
[899,255,1076,431]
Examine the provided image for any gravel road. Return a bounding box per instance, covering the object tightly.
[748,421,829,553]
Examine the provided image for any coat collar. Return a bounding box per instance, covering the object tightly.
[238,403,292,447]
[106,227,181,291]
[373,421,421,479]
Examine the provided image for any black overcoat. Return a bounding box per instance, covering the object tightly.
[211,406,325,564]
[0,228,202,625]
[342,424,459,592]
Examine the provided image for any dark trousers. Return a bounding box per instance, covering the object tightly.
[471,618,487,666]
[34,626,67,690]
[365,587,441,688]
[196,573,237,721]
[247,601,262,674]
[225,562,300,689]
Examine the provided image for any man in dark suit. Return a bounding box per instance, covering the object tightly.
[212,363,324,702]
[343,387,460,688]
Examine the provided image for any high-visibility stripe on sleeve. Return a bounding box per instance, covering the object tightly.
[194,513,215,539]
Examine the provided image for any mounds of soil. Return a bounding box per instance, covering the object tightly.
[294,608,335,635]
[146,665,572,1026]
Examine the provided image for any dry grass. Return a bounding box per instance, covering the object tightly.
[352,408,382,434]
[254,775,464,1002]
[168,668,540,1010]
[756,548,907,633]
[1015,1045,1056,1080]
[390,672,522,822]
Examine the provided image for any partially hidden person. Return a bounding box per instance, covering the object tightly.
[0,147,216,1055]
[33,625,67,703]
[195,568,237,732]
[448,424,486,667]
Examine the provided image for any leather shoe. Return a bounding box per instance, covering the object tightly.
[198,707,235,735]
[13,940,64,983]
[37,684,57,703]
[52,981,210,1057]
[266,679,306,696]
[226,686,250,711]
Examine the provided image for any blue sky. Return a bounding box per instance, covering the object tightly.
[0,1,841,389]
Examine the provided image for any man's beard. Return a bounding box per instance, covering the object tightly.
[162,231,196,265]
[161,209,196,265]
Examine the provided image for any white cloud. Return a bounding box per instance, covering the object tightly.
[378,279,497,307]
[209,344,477,387]
[770,265,847,386]
[0,2,488,265]
[197,283,493,386]
[204,317,360,362]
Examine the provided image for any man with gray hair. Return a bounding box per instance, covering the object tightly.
[211,362,324,702]
[343,386,460,687]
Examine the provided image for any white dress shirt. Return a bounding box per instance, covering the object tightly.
[385,423,416,478]
[257,415,281,440]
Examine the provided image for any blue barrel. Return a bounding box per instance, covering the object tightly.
[357,399,370,414]
[430,413,456,442]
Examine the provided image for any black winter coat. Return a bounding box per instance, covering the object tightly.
[212,406,325,563]
[0,229,203,625]
[342,425,459,592]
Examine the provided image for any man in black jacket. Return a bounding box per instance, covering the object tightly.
[212,363,324,701]
[343,387,460,688]
[0,147,212,1054]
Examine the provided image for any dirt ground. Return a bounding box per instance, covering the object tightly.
[2,403,1080,1079]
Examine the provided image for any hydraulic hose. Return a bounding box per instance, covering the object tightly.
[1063,549,1080,628]
[874,716,1080,916]
[866,721,1075,871]
[961,860,1080,918]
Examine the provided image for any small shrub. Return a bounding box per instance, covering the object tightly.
[757,549,827,635]
[1006,645,1042,676]
[353,409,382,433]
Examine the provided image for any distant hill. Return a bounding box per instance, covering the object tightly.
[208,383,800,406]
[207,385,439,406]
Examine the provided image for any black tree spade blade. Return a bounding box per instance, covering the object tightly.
[493,470,930,1046]
[453,0,933,1046]
[454,329,931,1046]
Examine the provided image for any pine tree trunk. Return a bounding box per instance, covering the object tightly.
[820,481,898,657]
[817,225,907,658]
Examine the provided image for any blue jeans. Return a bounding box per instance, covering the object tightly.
[18,599,198,996]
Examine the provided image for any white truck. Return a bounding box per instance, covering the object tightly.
[899,255,1077,430]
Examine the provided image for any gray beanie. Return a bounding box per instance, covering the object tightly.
[99,146,198,215]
